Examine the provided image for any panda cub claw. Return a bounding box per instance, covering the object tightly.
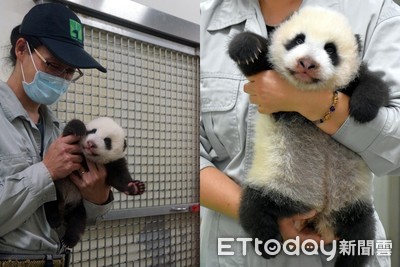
[61,236,80,249]
[228,32,271,76]
[228,32,267,63]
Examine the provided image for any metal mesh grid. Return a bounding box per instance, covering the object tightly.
[51,22,199,266]
[71,213,200,267]
[53,25,199,209]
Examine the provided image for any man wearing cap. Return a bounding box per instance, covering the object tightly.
[0,3,111,266]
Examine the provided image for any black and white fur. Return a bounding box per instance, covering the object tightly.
[44,117,145,248]
[228,7,389,267]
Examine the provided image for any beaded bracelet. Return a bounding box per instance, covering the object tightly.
[313,90,339,125]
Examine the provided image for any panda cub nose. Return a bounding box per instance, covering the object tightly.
[87,140,97,149]
[298,57,319,70]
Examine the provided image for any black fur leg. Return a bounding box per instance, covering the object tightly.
[332,201,375,267]
[62,119,87,137]
[44,189,64,228]
[44,200,62,228]
[105,158,145,195]
[228,32,272,76]
[62,201,87,248]
[343,64,389,123]
[240,187,311,259]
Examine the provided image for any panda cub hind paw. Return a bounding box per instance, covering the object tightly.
[228,32,268,65]
[125,180,146,196]
[61,235,80,249]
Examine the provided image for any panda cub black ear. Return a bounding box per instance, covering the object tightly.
[123,139,127,152]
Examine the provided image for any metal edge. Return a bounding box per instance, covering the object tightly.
[80,16,198,56]
[34,0,199,47]
[102,203,200,221]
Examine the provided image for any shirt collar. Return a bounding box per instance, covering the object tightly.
[205,0,259,31]
[0,80,59,128]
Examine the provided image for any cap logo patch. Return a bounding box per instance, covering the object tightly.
[69,19,83,43]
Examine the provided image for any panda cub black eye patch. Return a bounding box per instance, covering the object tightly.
[324,42,340,66]
[104,137,112,150]
[284,33,306,50]
[87,129,97,134]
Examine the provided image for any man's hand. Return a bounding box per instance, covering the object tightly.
[278,210,337,245]
[244,70,302,114]
[43,135,82,180]
[244,71,334,122]
[70,160,111,205]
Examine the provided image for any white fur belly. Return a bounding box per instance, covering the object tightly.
[246,113,372,211]
[247,114,285,187]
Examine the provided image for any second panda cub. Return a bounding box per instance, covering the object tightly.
[45,117,145,248]
[228,6,389,267]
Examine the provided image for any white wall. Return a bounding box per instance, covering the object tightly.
[0,0,35,81]
[132,0,200,25]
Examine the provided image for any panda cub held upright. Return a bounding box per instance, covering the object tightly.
[228,7,389,267]
[44,117,145,248]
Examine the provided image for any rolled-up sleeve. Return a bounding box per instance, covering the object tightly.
[83,192,114,225]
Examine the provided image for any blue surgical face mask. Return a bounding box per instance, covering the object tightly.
[21,43,70,105]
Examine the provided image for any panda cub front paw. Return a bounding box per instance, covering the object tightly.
[228,32,272,76]
[228,32,266,64]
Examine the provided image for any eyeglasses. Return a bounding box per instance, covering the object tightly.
[34,49,83,82]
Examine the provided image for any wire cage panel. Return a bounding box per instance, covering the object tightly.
[53,25,200,210]
[51,20,199,266]
[71,213,200,267]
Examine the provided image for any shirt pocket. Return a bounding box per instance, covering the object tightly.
[201,74,244,161]
[0,153,35,178]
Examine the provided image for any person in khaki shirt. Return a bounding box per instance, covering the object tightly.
[200,0,400,266]
[0,3,112,265]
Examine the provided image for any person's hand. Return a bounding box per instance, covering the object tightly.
[43,135,83,180]
[244,70,334,122]
[244,70,301,114]
[69,160,111,205]
[278,210,337,245]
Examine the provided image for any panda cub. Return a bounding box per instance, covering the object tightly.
[44,117,145,248]
[228,6,389,267]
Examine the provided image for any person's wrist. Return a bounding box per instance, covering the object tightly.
[312,91,339,125]
[317,92,350,135]
[42,159,56,180]
[297,89,334,122]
